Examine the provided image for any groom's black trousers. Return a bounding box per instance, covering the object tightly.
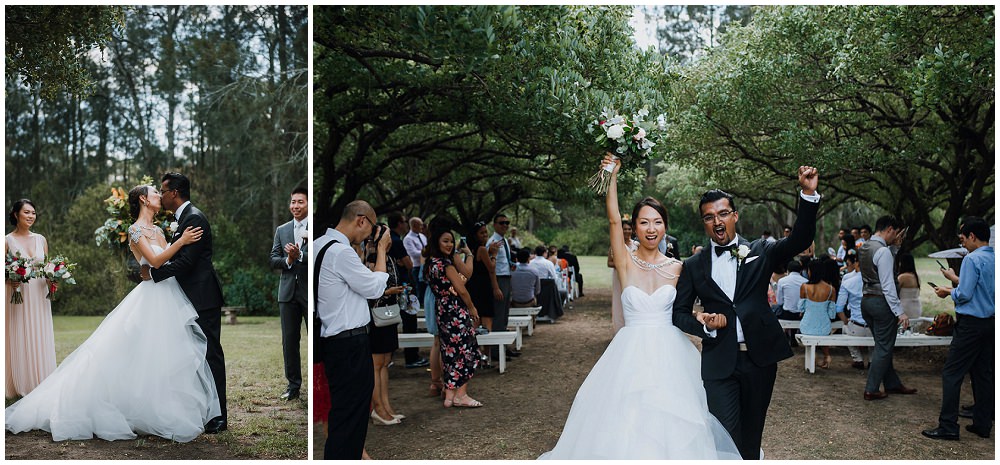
[323,330,374,460]
[198,307,227,421]
[704,352,777,460]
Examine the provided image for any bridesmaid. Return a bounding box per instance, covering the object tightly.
[5,199,56,398]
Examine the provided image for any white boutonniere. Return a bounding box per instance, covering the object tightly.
[169,221,180,235]
[731,244,751,270]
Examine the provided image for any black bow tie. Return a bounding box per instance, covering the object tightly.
[715,244,737,257]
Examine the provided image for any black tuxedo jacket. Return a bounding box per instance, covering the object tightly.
[673,196,819,380]
[151,203,225,311]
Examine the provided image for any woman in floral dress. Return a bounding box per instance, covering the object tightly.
[425,227,485,408]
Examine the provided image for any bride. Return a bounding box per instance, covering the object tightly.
[5,184,221,442]
[539,155,740,459]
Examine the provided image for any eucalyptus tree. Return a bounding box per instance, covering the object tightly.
[667,5,994,250]
[314,5,672,229]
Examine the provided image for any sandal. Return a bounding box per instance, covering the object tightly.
[451,395,483,408]
[428,383,443,398]
[818,355,832,369]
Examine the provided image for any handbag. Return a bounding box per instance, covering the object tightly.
[925,312,955,336]
[370,303,402,327]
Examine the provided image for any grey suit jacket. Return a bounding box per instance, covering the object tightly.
[270,220,308,304]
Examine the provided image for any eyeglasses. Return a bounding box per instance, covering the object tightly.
[497,221,511,226]
[701,210,735,224]
[357,214,375,228]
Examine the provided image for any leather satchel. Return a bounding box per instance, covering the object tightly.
[370,304,402,327]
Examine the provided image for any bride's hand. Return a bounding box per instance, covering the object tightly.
[602,152,621,175]
[179,226,204,246]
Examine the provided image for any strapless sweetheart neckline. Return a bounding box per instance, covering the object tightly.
[622,284,676,298]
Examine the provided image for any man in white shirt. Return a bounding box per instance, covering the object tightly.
[775,260,808,320]
[403,217,428,300]
[314,200,390,460]
[529,245,561,282]
[486,214,515,360]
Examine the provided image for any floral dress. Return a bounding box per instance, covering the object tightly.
[428,257,482,389]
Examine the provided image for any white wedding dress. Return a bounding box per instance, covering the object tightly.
[539,284,741,460]
[5,245,221,442]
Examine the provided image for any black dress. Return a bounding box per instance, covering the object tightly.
[467,249,495,318]
[368,255,401,355]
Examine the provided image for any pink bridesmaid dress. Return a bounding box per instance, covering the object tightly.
[5,233,57,398]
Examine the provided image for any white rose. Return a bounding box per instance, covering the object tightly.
[633,127,646,140]
[605,124,625,140]
[737,245,751,259]
[44,263,56,274]
[62,272,72,279]
[170,222,179,233]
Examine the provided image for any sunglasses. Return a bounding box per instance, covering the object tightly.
[497,221,511,226]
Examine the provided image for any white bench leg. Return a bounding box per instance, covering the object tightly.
[527,320,534,337]
[498,344,507,374]
[515,327,523,351]
[805,345,816,373]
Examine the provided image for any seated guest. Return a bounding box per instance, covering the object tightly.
[775,260,808,320]
[511,248,541,308]
[530,245,561,282]
[837,252,869,369]
[799,259,848,369]
[531,246,564,321]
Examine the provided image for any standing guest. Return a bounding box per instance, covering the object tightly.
[782,225,792,238]
[426,228,484,408]
[834,228,848,266]
[858,215,915,401]
[837,252,869,369]
[403,217,428,308]
[314,200,390,459]
[269,187,309,401]
[798,259,847,369]
[466,221,500,333]
[923,217,994,441]
[839,234,857,272]
[896,253,923,320]
[364,235,404,426]
[486,214,514,361]
[387,212,426,369]
[761,230,777,244]
[511,248,541,308]
[559,245,583,297]
[508,226,522,251]
[857,224,872,248]
[5,199,56,398]
[609,220,636,334]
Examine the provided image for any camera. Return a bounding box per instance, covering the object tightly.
[368,222,388,243]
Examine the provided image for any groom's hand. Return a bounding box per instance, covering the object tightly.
[697,312,728,330]
[798,165,819,196]
[139,264,152,281]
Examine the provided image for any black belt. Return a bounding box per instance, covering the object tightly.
[862,294,883,299]
[328,326,369,340]
[850,320,869,329]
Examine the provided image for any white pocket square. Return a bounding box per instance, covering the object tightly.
[745,255,759,264]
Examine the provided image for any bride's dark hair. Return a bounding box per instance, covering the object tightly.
[127,185,151,221]
[630,197,669,232]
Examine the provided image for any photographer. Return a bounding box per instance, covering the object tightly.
[314,200,390,459]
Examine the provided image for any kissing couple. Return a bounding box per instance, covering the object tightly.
[541,154,820,459]
[6,172,229,442]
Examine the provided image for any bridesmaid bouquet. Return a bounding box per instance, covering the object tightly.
[5,251,37,304]
[40,256,77,300]
[586,107,666,195]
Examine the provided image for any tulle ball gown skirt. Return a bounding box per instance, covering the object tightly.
[5,277,221,442]
[539,323,741,460]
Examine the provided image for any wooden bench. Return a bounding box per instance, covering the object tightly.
[780,320,844,331]
[795,333,953,373]
[397,331,519,373]
[222,306,244,325]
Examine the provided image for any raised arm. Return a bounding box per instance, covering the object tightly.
[131,225,203,269]
[604,154,630,284]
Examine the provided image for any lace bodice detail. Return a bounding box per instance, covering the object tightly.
[620,285,676,327]
[128,224,166,244]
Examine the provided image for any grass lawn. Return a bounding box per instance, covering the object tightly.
[15,315,308,459]
[577,255,954,317]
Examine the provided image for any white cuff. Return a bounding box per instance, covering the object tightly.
[800,190,821,203]
[704,326,717,338]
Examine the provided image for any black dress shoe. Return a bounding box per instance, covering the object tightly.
[851,361,865,370]
[204,417,228,434]
[965,424,991,439]
[405,358,430,369]
[280,389,300,401]
[864,391,888,401]
[508,350,522,357]
[921,427,959,441]
[959,407,974,418]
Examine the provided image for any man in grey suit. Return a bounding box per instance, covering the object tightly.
[270,186,309,401]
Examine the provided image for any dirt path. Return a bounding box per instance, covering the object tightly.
[315,288,993,460]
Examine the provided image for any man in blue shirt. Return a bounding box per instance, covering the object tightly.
[922,217,994,441]
[836,252,868,369]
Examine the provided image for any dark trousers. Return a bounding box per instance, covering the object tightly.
[490,276,512,357]
[861,296,904,393]
[280,296,308,392]
[937,314,995,434]
[323,332,374,460]
[197,307,227,421]
[704,352,777,460]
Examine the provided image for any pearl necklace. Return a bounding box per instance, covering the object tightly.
[630,253,679,279]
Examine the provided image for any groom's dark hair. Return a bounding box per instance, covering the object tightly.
[699,189,736,213]
[161,172,191,200]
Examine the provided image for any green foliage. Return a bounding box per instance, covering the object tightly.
[5,5,126,99]
[667,5,994,251]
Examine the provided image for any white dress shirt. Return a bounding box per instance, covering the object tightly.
[174,200,191,222]
[288,218,308,268]
[403,231,426,267]
[314,228,389,337]
[776,273,808,312]
[529,256,560,281]
[870,236,903,316]
[487,233,513,277]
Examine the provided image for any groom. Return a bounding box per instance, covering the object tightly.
[141,172,228,434]
[674,166,820,459]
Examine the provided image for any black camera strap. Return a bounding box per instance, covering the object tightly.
[313,239,338,349]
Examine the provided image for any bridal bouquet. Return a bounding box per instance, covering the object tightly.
[94,176,175,250]
[40,256,77,299]
[587,107,666,195]
[5,251,38,304]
